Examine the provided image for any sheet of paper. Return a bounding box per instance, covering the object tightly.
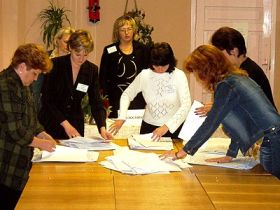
[59,136,119,150]
[178,100,207,141]
[99,147,184,174]
[128,133,173,150]
[33,145,99,162]
[182,137,259,170]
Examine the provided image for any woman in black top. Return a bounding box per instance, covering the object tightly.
[99,15,150,118]
[39,30,112,140]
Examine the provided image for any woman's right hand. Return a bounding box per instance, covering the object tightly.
[109,120,125,135]
[205,156,233,163]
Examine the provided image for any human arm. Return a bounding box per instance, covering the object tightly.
[60,120,81,138]
[29,132,57,152]
[164,70,192,134]
[183,82,238,155]
[160,148,188,161]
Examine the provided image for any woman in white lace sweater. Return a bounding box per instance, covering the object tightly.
[110,42,191,140]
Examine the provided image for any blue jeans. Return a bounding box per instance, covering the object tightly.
[260,127,280,179]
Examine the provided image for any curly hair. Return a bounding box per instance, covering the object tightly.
[184,45,248,91]
[11,43,52,73]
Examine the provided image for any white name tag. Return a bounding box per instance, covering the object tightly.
[107,46,117,54]
[76,83,88,93]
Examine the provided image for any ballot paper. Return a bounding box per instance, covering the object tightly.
[178,100,207,141]
[32,145,99,162]
[128,133,173,150]
[99,147,191,174]
[59,136,119,150]
[183,138,259,170]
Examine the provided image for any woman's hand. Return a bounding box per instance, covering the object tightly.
[30,137,57,152]
[152,125,169,141]
[194,102,213,117]
[205,156,233,163]
[60,120,81,138]
[109,120,125,135]
[100,127,113,140]
[160,149,187,161]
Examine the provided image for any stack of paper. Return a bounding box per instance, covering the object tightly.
[59,136,119,150]
[99,147,190,174]
[183,138,259,170]
[32,145,99,162]
[128,133,173,150]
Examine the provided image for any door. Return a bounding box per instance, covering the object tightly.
[190,0,274,103]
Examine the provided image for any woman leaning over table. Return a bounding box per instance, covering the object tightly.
[99,15,150,118]
[109,42,191,140]
[161,44,280,179]
[39,29,112,140]
[0,43,57,210]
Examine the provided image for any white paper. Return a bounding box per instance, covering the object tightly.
[33,145,99,162]
[99,147,183,174]
[128,133,173,150]
[178,100,207,141]
[183,137,259,170]
[59,136,119,150]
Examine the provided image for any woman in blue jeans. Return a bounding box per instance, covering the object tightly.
[161,44,280,179]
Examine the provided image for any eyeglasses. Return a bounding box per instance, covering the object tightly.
[119,28,133,33]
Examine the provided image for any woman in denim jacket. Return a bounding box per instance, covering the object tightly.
[161,45,280,179]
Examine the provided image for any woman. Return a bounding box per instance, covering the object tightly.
[161,45,280,179]
[0,43,57,209]
[39,29,112,140]
[99,15,150,118]
[49,26,75,58]
[110,42,191,140]
[33,26,75,111]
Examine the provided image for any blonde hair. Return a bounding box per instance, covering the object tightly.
[67,29,94,54]
[53,26,75,48]
[112,15,138,42]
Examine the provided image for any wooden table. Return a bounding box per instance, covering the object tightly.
[16,139,280,210]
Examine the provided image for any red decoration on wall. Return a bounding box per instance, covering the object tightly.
[88,0,100,23]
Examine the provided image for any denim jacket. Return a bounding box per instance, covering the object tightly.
[183,75,280,156]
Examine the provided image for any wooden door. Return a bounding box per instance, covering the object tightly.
[190,0,274,103]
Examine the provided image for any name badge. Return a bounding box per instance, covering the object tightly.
[107,46,117,54]
[76,83,88,93]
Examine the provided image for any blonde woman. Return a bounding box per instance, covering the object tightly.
[39,30,112,140]
[99,15,150,118]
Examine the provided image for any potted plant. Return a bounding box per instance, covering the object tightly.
[38,1,71,49]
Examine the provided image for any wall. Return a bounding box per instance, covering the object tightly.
[0,0,191,70]
[0,0,278,110]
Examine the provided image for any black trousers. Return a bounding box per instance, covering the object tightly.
[140,120,184,139]
[0,184,22,210]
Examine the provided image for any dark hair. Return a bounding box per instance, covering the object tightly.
[149,42,177,73]
[11,43,52,73]
[184,45,248,91]
[211,27,247,57]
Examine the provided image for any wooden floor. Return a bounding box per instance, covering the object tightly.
[16,139,280,210]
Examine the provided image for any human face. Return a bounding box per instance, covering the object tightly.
[17,63,42,86]
[70,49,89,67]
[152,64,170,73]
[119,23,134,43]
[222,48,240,67]
[57,34,71,55]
